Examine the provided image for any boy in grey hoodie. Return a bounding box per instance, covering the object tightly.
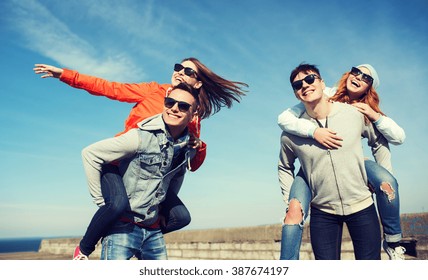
[278,63,390,260]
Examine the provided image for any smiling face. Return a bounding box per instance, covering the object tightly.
[292,71,325,104]
[162,87,198,139]
[171,60,202,89]
[346,66,372,100]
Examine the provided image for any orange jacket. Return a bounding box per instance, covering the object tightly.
[60,69,206,171]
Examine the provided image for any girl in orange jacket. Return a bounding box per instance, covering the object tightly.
[34,58,247,259]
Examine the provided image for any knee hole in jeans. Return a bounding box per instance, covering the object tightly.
[380,182,395,202]
[284,199,304,225]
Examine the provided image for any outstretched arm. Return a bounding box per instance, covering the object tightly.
[33,64,63,78]
[34,63,162,103]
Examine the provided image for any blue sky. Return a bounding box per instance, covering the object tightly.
[0,0,427,239]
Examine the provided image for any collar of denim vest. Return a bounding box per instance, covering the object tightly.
[137,113,190,148]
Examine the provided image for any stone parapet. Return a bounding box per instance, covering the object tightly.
[1,213,426,260]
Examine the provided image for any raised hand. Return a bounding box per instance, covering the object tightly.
[33,64,63,79]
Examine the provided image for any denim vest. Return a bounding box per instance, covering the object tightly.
[119,114,194,226]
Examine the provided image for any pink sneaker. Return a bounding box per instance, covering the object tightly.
[73,246,88,260]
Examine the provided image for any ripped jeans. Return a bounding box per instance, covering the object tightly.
[279,169,311,260]
[365,160,401,243]
[279,160,401,260]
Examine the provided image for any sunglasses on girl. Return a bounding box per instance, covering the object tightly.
[164,97,192,112]
[174,64,198,78]
[350,67,373,84]
[291,74,320,91]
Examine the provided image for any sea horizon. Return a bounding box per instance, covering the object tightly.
[0,236,79,254]
[0,237,43,253]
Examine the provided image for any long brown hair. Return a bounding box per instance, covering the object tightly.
[330,71,385,122]
[182,57,248,119]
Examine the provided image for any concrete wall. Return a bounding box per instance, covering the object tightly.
[164,224,283,260]
[38,213,428,260]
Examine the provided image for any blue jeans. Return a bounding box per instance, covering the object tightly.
[279,169,311,260]
[310,204,381,260]
[365,160,402,243]
[100,222,167,260]
[79,165,129,256]
[79,164,191,256]
[160,191,191,234]
[279,161,402,260]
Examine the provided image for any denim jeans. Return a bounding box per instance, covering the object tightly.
[160,191,191,234]
[279,168,311,260]
[100,222,167,260]
[79,164,191,256]
[79,164,129,256]
[279,160,402,259]
[310,204,381,260]
[365,160,402,243]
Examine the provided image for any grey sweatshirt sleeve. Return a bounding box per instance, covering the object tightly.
[362,122,393,173]
[278,133,297,204]
[81,129,140,206]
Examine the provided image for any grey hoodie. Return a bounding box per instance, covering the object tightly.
[278,102,391,215]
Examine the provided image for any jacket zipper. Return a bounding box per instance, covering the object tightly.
[327,149,345,214]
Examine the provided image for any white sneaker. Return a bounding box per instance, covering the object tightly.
[383,240,405,260]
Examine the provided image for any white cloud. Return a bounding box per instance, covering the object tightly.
[5,0,145,81]
[76,0,190,64]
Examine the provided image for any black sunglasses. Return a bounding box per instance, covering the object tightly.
[164,97,192,112]
[174,64,198,78]
[291,74,320,91]
[350,67,373,84]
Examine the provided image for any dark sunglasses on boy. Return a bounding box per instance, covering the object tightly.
[174,64,198,78]
[292,74,320,91]
[350,67,374,85]
[164,97,192,112]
